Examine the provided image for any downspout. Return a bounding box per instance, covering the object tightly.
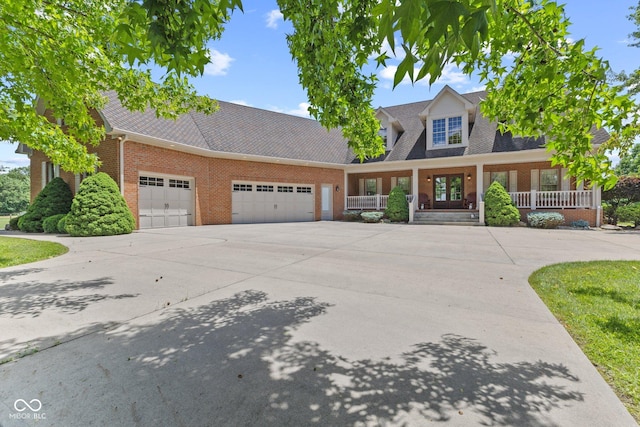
[118,135,129,196]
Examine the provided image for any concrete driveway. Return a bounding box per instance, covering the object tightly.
[0,222,638,426]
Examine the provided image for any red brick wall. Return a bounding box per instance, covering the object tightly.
[519,208,601,227]
[123,141,345,227]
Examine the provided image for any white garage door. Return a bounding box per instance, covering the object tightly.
[138,175,194,229]
[231,181,314,224]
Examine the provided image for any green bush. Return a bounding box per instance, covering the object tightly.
[43,214,67,233]
[342,210,362,221]
[8,215,21,230]
[617,203,640,227]
[527,212,565,229]
[18,177,73,232]
[384,186,409,222]
[570,219,590,229]
[361,212,384,223]
[484,181,520,226]
[57,214,68,234]
[65,172,135,237]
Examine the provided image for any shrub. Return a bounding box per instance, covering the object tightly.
[57,214,68,234]
[602,176,640,224]
[8,215,21,231]
[65,172,135,237]
[43,214,67,233]
[527,212,565,229]
[342,210,362,221]
[617,203,640,227]
[18,177,73,232]
[384,186,409,222]
[484,181,520,226]
[570,219,590,229]
[361,212,384,223]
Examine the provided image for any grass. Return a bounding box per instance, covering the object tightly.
[0,215,10,229]
[0,236,68,268]
[530,261,640,422]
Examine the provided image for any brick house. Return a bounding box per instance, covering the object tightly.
[18,86,607,228]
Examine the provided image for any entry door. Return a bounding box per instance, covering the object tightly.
[321,184,333,220]
[433,175,463,209]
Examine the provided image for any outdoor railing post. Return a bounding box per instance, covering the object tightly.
[376,194,381,210]
[530,189,537,210]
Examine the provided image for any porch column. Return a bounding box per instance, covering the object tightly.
[410,167,419,223]
[343,172,349,212]
[476,164,485,224]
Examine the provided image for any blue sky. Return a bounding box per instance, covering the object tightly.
[1,0,638,169]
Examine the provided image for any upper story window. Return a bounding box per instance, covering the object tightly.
[433,116,463,147]
[379,127,387,145]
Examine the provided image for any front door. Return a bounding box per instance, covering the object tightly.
[433,175,464,209]
[321,184,333,220]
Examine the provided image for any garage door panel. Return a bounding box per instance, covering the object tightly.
[139,175,193,229]
[232,181,314,224]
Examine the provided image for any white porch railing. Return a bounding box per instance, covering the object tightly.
[347,194,414,210]
[509,190,594,209]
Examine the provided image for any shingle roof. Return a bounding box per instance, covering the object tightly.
[100,89,609,165]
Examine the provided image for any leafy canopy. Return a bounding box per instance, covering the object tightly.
[0,166,30,214]
[2,0,639,188]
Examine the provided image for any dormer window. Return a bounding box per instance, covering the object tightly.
[433,116,462,147]
[379,127,388,145]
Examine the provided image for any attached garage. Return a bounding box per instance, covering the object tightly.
[231,181,314,224]
[138,174,194,229]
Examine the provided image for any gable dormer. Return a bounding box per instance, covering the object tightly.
[419,85,474,150]
[376,107,404,151]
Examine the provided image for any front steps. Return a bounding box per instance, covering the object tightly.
[413,210,481,226]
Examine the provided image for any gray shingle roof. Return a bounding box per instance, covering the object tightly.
[100,90,609,165]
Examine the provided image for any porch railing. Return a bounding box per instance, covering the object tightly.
[346,194,413,210]
[509,190,594,209]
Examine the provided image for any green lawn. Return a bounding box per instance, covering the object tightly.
[0,216,10,229]
[0,236,68,268]
[530,261,640,422]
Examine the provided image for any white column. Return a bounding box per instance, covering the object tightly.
[343,172,348,212]
[476,164,485,224]
[531,189,537,210]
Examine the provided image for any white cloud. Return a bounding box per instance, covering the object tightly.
[266,10,283,29]
[229,100,252,107]
[436,63,468,86]
[204,49,234,76]
[471,85,487,92]
[370,38,406,61]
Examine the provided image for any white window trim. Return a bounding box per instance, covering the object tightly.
[427,114,469,150]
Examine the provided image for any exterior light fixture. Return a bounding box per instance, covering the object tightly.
[427,176,431,182]
[467,174,472,181]
[335,185,340,192]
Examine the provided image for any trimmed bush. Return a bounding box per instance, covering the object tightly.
[342,210,362,221]
[361,212,384,223]
[484,181,520,226]
[617,203,640,227]
[43,214,67,233]
[18,177,73,232]
[8,215,21,231]
[384,186,409,222]
[527,212,565,229]
[65,172,135,237]
[570,219,590,229]
[57,214,68,234]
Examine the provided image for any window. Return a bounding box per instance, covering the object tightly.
[233,183,252,192]
[169,179,190,189]
[139,176,164,187]
[365,178,377,196]
[297,186,312,193]
[277,186,293,193]
[397,177,411,194]
[379,127,387,144]
[540,169,559,191]
[490,172,508,189]
[432,116,463,147]
[256,185,274,192]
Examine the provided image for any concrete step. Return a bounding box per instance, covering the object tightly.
[413,210,481,225]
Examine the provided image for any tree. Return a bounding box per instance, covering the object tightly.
[385,186,409,222]
[2,0,639,188]
[484,181,521,226]
[18,177,73,232]
[617,1,640,97]
[615,143,640,176]
[65,172,135,237]
[602,176,640,224]
[0,166,30,214]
